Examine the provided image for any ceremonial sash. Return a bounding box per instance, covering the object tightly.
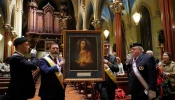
[132,61,149,91]
[44,56,64,89]
[132,60,156,99]
[104,64,117,83]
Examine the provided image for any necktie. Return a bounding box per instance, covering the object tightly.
[104,56,108,60]
[54,58,57,64]
[134,58,137,62]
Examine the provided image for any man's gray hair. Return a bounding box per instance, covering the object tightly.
[146,50,153,55]
[137,46,144,52]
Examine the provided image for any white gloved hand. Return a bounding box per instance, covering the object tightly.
[30,49,37,55]
[57,65,61,72]
[148,90,156,99]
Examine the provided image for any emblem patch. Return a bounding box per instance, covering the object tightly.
[139,66,144,70]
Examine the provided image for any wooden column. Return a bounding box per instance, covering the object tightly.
[115,13,122,61]
[110,1,124,60]
[160,0,175,61]
[3,24,12,61]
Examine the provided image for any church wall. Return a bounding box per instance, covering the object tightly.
[122,0,162,59]
[151,15,162,60]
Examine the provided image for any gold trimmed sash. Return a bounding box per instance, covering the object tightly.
[104,64,117,83]
[44,56,64,89]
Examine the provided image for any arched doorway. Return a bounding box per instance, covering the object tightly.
[140,6,152,52]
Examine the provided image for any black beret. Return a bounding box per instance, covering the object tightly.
[13,37,27,46]
[132,43,142,47]
[104,40,110,44]
[129,43,134,48]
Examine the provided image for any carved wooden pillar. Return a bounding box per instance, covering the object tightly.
[160,0,175,61]
[91,19,101,30]
[3,24,12,61]
[110,0,124,60]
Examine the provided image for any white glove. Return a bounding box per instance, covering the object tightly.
[148,90,156,99]
[57,65,61,72]
[30,49,37,55]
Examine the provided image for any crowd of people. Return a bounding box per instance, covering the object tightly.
[1,36,175,100]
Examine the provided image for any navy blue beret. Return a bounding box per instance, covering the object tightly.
[132,43,142,47]
[13,37,27,46]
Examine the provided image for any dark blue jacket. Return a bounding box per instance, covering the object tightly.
[7,53,37,99]
[38,55,65,99]
[128,54,157,96]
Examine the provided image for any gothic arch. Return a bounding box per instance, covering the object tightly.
[139,5,152,52]
[70,0,78,20]
[138,2,153,17]
[85,1,94,30]
[78,13,83,30]
[11,5,15,28]
[101,6,113,34]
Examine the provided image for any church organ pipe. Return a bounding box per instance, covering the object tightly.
[53,16,60,34]
[28,8,34,32]
[33,8,37,32]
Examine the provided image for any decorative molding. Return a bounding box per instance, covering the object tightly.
[3,24,13,32]
[91,19,101,29]
[11,31,18,38]
[109,0,124,14]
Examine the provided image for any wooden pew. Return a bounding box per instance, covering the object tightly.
[117,77,128,81]
[0,87,8,95]
[0,77,10,79]
[0,79,10,82]
[0,82,9,87]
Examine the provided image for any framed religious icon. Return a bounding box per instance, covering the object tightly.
[63,30,104,81]
[45,41,54,51]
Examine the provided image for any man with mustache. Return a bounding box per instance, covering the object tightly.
[38,42,65,100]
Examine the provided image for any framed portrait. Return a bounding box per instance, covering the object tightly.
[45,41,54,51]
[63,30,104,81]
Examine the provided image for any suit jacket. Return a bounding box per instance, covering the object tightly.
[97,54,119,90]
[127,54,157,96]
[7,53,37,99]
[38,55,65,99]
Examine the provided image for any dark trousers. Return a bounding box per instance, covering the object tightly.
[131,93,148,100]
[161,95,174,100]
[100,87,115,100]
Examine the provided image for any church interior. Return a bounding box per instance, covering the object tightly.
[0,0,175,100]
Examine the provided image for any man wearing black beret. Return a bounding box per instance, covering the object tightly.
[5,37,38,100]
[127,43,157,100]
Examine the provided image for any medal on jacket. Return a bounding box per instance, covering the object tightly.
[139,66,144,70]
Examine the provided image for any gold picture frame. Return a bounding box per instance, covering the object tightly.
[63,30,104,82]
[45,41,54,51]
